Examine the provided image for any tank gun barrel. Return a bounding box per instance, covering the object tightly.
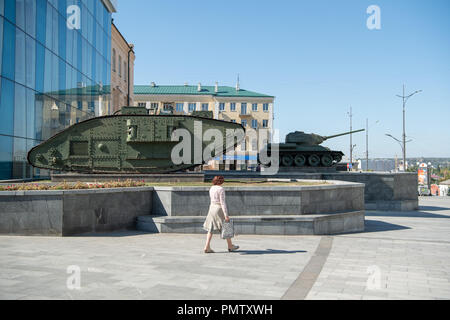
[324,129,365,141]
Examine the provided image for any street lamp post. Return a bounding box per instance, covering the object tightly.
[396,85,422,172]
[385,134,412,171]
[348,106,353,168]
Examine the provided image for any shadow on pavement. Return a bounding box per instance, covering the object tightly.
[237,249,307,255]
[76,230,151,237]
[366,210,450,219]
[418,205,450,212]
[362,220,411,233]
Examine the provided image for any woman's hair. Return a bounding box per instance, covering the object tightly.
[212,176,225,185]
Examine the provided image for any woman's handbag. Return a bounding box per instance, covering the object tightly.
[221,219,235,239]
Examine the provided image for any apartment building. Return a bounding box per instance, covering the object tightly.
[133,82,275,170]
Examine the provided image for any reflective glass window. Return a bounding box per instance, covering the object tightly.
[15,27,26,85]
[14,83,26,138]
[45,2,52,49]
[25,34,35,89]
[44,48,52,93]
[24,0,36,37]
[4,0,16,23]
[0,77,14,135]
[2,19,15,80]
[0,16,3,76]
[0,135,13,180]
[15,0,25,30]
[26,88,35,139]
[35,0,46,44]
[35,42,45,92]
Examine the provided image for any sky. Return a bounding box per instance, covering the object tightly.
[113,0,450,159]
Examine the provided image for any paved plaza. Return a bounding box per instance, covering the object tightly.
[0,197,449,300]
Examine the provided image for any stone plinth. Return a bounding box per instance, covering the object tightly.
[137,180,365,235]
[137,211,365,236]
[0,187,153,236]
[204,171,418,211]
[150,180,364,217]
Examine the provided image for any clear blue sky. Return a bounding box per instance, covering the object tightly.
[113,0,450,158]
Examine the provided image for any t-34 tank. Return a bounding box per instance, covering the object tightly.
[263,129,365,167]
[27,107,245,174]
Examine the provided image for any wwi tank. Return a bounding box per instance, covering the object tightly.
[27,107,244,174]
[262,129,364,167]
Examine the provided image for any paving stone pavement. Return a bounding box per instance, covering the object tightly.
[306,197,450,300]
[1,197,449,300]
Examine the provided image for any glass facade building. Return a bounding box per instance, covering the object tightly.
[0,0,113,180]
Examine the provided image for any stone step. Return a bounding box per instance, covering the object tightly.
[136,211,365,236]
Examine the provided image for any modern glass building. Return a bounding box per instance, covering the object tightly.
[0,0,116,180]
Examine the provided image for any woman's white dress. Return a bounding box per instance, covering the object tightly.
[203,185,229,233]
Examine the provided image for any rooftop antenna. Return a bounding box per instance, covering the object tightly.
[236,74,240,91]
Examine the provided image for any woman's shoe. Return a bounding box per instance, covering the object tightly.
[228,245,239,252]
[204,248,215,254]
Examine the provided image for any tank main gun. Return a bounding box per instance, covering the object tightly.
[286,129,365,145]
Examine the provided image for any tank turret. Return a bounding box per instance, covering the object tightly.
[286,129,365,145]
[261,129,365,168]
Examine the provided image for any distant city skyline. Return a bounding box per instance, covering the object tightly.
[113,0,450,158]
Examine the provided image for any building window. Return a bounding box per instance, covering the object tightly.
[252,103,258,111]
[150,103,159,110]
[88,101,95,113]
[252,139,258,151]
[241,120,247,127]
[241,103,247,115]
[231,120,236,123]
[251,119,258,129]
[263,103,269,112]
[176,103,184,112]
[230,103,236,111]
[219,103,225,111]
[163,103,173,111]
[124,62,127,82]
[202,103,209,111]
[118,55,122,77]
[188,103,196,112]
[112,49,116,72]
[138,102,146,108]
[241,140,246,151]
[263,120,268,128]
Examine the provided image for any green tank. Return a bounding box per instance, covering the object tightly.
[262,129,365,168]
[28,107,244,174]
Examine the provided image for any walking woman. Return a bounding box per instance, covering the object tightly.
[203,176,239,253]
